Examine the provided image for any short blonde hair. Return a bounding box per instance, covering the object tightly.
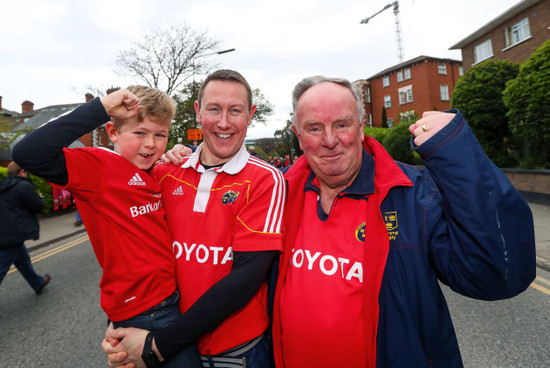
[111,86,176,130]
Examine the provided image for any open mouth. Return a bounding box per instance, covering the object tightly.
[139,153,154,159]
[216,133,233,139]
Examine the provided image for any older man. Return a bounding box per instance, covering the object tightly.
[271,76,535,367]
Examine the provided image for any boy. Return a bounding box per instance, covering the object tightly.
[13,87,200,367]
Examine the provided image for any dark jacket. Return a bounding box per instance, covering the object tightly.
[272,110,536,367]
[0,175,45,248]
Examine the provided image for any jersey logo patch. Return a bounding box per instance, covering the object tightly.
[355,222,366,242]
[172,186,184,196]
[384,211,398,231]
[128,173,146,186]
[222,190,239,204]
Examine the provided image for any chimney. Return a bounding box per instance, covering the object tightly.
[0,96,2,111]
[85,93,94,102]
[22,100,34,113]
[106,87,120,95]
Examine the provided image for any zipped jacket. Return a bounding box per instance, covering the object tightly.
[0,175,44,248]
[272,110,536,367]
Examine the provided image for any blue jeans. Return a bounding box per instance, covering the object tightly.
[201,332,271,368]
[0,243,46,291]
[113,291,202,368]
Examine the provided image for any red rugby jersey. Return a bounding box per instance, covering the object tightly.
[54,147,176,321]
[154,145,285,355]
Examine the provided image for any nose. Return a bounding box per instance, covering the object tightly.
[321,126,339,148]
[217,111,231,129]
[143,134,155,148]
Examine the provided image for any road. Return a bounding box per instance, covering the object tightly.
[1,234,549,367]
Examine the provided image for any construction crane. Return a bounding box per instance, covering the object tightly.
[360,1,404,63]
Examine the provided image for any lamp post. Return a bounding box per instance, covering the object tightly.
[192,48,236,119]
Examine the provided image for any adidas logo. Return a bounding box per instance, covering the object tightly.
[172,186,184,195]
[128,173,146,186]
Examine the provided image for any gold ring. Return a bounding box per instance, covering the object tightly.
[421,124,428,133]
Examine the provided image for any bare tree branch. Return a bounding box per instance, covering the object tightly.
[114,22,221,95]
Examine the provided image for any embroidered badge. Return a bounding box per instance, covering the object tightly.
[222,190,239,204]
[355,222,366,242]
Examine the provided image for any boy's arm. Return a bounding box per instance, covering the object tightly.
[13,90,140,185]
[12,98,111,185]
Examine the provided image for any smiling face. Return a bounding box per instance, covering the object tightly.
[294,82,364,191]
[106,116,170,171]
[195,80,256,166]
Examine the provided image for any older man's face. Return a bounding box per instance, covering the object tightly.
[294,82,364,190]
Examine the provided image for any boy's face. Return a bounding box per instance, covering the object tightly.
[106,116,170,171]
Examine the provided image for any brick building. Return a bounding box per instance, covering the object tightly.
[354,56,463,127]
[450,0,549,71]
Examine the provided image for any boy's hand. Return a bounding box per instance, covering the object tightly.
[100,89,141,120]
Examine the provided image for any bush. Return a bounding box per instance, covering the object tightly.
[382,122,421,165]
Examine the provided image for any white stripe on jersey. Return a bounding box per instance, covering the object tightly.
[248,157,286,233]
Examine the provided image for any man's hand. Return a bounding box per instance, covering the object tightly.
[410,111,455,147]
[102,326,150,368]
[160,144,192,165]
[100,89,141,121]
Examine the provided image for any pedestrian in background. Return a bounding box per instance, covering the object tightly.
[0,161,50,294]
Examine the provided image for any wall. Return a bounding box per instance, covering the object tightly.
[503,168,550,205]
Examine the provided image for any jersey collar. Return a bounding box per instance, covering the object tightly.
[182,143,250,175]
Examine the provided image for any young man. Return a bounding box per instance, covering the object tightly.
[0,161,49,294]
[103,70,285,368]
[271,76,536,367]
[13,87,200,367]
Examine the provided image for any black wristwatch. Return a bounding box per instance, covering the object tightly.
[141,332,161,368]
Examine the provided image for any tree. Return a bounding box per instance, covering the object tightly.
[251,88,274,124]
[380,107,388,128]
[114,22,221,95]
[382,121,420,165]
[451,59,520,167]
[274,116,302,157]
[503,39,550,168]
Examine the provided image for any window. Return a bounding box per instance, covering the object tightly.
[397,70,403,82]
[473,39,493,63]
[438,63,447,75]
[505,18,531,48]
[384,95,391,108]
[440,85,449,101]
[387,118,394,128]
[398,85,413,105]
[366,113,373,127]
[459,66,464,76]
[404,68,411,79]
[383,76,390,87]
[364,87,371,103]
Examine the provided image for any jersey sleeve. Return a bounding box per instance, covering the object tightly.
[55,148,107,201]
[233,165,286,252]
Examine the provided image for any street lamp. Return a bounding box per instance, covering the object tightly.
[192,48,236,104]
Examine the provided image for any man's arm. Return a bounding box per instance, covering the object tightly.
[104,250,277,366]
[413,110,536,300]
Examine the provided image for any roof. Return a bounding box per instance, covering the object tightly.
[14,103,82,131]
[1,108,19,117]
[367,55,462,80]
[449,0,541,49]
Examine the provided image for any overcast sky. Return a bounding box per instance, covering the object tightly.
[2,0,521,138]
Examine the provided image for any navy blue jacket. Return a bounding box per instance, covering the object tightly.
[273,110,536,367]
[0,175,45,248]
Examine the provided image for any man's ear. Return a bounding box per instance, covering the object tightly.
[105,121,118,143]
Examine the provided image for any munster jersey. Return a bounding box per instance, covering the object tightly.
[154,144,285,355]
[54,147,176,322]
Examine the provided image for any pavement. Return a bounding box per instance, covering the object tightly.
[27,203,550,272]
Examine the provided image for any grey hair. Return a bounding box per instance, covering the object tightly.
[291,75,366,130]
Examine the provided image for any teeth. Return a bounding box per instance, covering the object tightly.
[217,133,232,139]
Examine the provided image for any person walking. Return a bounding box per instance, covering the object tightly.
[0,161,50,294]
